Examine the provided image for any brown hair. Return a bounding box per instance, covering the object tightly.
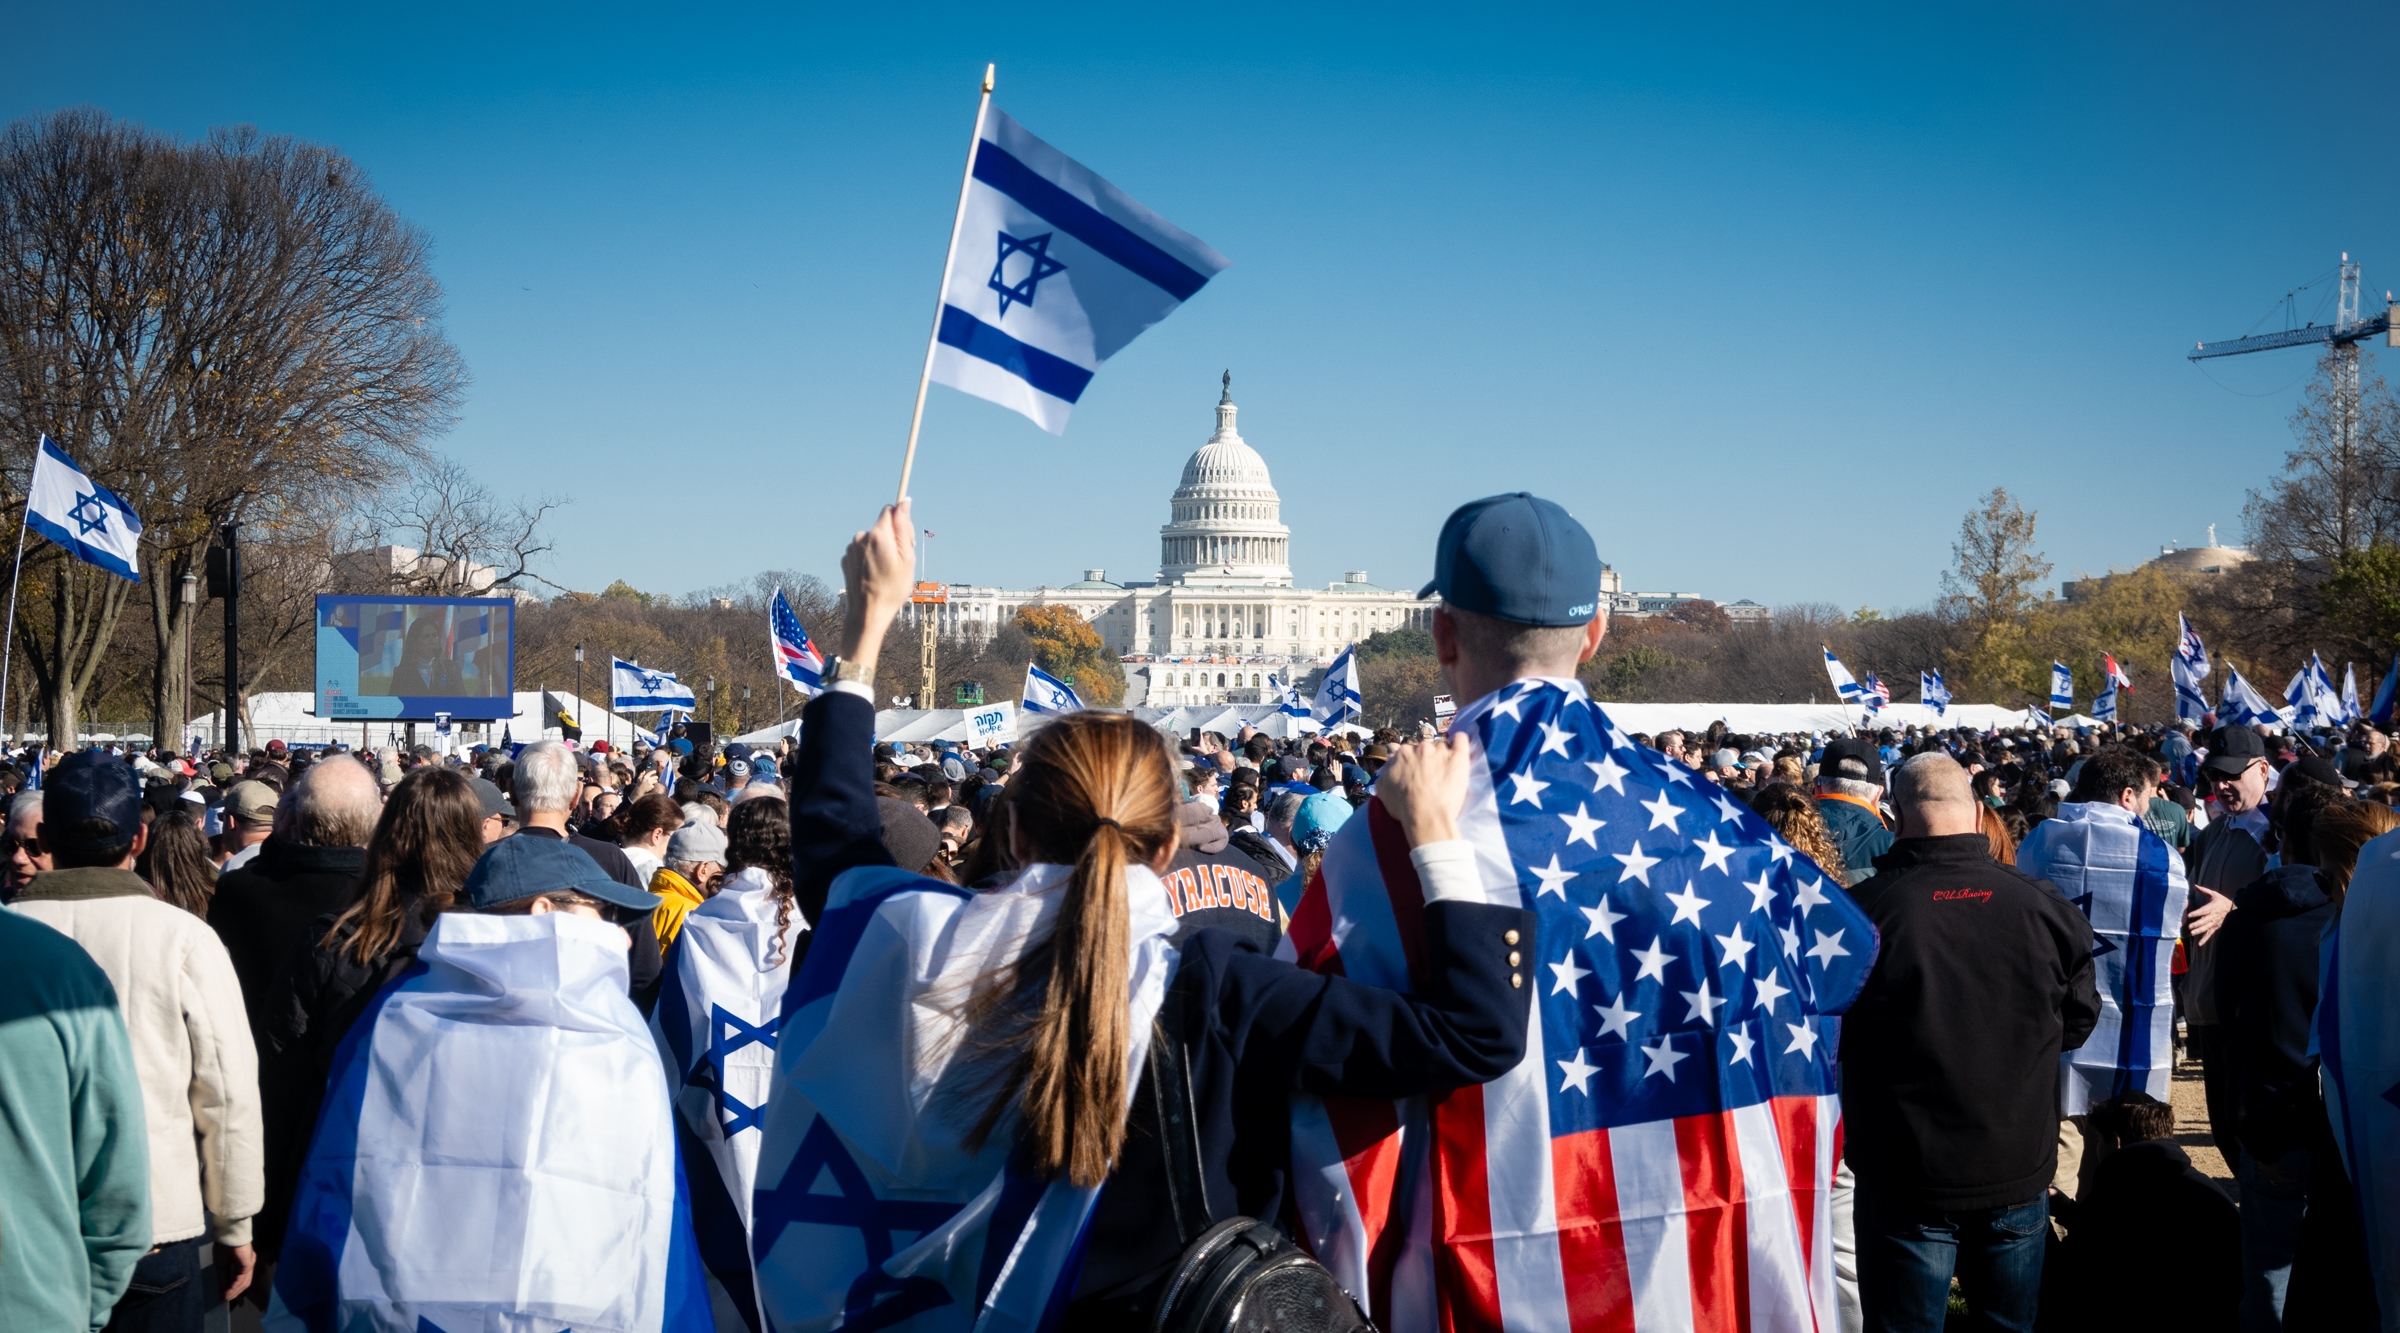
[968,713,1178,1186]
[1978,804,2018,866]
[725,796,799,965]
[2311,799,2400,908]
[1746,783,1851,887]
[324,766,487,966]
[139,809,218,917]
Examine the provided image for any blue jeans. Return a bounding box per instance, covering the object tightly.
[104,1236,207,1333]
[2236,1146,2307,1331]
[1854,1189,2047,1333]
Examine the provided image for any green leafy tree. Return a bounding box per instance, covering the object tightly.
[1014,605,1125,707]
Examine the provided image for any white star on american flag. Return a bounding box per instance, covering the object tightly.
[1727,1024,1757,1066]
[1765,834,1796,865]
[1714,923,1755,970]
[1807,929,1851,965]
[1794,875,1831,917]
[1779,921,1802,959]
[1507,770,1551,806]
[1557,1046,1600,1094]
[1559,804,1606,848]
[1613,841,1661,884]
[1632,937,1677,983]
[1549,952,1592,995]
[1782,1020,1820,1059]
[1587,755,1630,794]
[1679,979,1726,1026]
[1692,831,1736,874]
[1536,720,1574,757]
[1665,883,1711,926]
[1641,1036,1689,1080]
[1580,895,1627,942]
[1752,969,1791,1014]
[1530,855,1578,900]
[1711,792,1745,824]
[1743,872,1777,913]
[1641,791,1687,832]
[1594,993,1641,1040]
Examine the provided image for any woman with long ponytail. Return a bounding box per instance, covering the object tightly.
[753,501,1537,1331]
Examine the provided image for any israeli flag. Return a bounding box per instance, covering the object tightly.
[2016,804,2189,1113]
[1822,646,1863,703]
[1272,673,1311,719]
[2173,613,2213,724]
[1020,662,1085,715]
[1313,644,1362,728]
[650,710,681,749]
[1919,669,1950,717]
[2219,665,2283,729]
[930,109,1231,434]
[751,862,1177,1333]
[2343,662,2362,727]
[615,658,698,712]
[2092,677,2118,723]
[2287,653,2343,731]
[26,436,141,582]
[2050,661,2074,711]
[653,871,803,1331]
[265,912,709,1332]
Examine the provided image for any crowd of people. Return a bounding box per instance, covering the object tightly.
[2,490,2396,1333]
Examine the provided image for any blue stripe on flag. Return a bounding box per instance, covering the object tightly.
[974,1169,1051,1311]
[675,1114,764,1332]
[272,961,430,1333]
[971,143,1211,301]
[665,1136,725,1332]
[785,868,972,1018]
[936,306,1096,404]
[2111,829,2174,1095]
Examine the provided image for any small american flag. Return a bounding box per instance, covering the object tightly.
[1281,679,1876,1332]
[771,588,825,696]
[1864,672,1891,713]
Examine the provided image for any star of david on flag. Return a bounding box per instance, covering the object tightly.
[2173,613,2213,724]
[1019,662,1084,714]
[1313,644,1362,728]
[2050,661,2075,711]
[1281,679,1877,1332]
[770,588,824,697]
[928,107,1230,434]
[1920,668,1951,716]
[24,436,142,581]
[613,657,697,712]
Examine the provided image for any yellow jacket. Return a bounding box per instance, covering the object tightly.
[650,867,707,947]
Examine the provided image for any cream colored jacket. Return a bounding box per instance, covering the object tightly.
[13,867,264,1245]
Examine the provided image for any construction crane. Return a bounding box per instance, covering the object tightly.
[2190,253,2398,362]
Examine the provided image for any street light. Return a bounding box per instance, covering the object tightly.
[574,645,585,739]
[706,676,716,733]
[180,573,198,747]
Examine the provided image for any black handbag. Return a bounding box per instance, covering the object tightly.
[1141,991,1373,1333]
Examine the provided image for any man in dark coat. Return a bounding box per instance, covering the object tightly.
[2045,1092,2238,1332]
[208,754,381,1043]
[1813,737,1894,883]
[1841,752,2100,1333]
[2181,725,2273,1164]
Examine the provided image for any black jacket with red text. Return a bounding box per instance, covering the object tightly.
[1839,834,2101,1210]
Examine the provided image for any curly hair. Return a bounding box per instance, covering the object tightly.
[1745,782,1850,887]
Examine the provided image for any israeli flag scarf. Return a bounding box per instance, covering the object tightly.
[266,912,710,1333]
[652,869,804,1332]
[2015,801,2189,1111]
[750,860,1179,1333]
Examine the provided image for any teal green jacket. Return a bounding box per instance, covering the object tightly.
[1815,793,1895,883]
[0,909,152,1331]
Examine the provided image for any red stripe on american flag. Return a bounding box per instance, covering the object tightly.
[1432,1085,1502,1333]
[1285,865,1344,976]
[1769,1095,1825,1299]
[1549,1128,1635,1333]
[1364,798,1430,987]
[1324,1097,1408,1321]
[1675,1112,1752,1333]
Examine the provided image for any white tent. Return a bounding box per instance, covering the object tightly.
[191,690,667,751]
[729,718,805,747]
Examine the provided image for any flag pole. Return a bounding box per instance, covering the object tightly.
[895,63,995,504]
[0,485,31,749]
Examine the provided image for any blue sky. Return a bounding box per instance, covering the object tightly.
[13,2,2398,611]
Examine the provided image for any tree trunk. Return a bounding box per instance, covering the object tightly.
[37,558,135,748]
[147,549,195,749]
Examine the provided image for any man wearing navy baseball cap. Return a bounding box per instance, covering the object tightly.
[1419,492,1609,708]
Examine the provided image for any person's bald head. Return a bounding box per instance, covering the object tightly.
[1890,753,1980,839]
[280,753,383,848]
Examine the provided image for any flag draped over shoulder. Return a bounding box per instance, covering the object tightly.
[653,874,805,1332]
[2014,804,2189,1112]
[931,108,1230,434]
[2318,827,2400,1320]
[1279,679,1877,1332]
[750,861,1178,1333]
[265,913,709,1333]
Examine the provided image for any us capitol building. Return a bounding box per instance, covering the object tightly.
[916,377,1489,708]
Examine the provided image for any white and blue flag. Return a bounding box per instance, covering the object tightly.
[1019,662,1084,715]
[615,658,699,712]
[1272,673,1311,720]
[2092,677,2118,723]
[751,862,1177,1332]
[265,912,709,1333]
[2343,662,2362,727]
[2049,661,2074,711]
[26,435,141,582]
[1920,669,1950,717]
[650,710,682,749]
[2173,614,2213,724]
[2219,664,2283,729]
[930,109,1231,434]
[2016,803,2190,1113]
[2286,653,2344,730]
[1313,644,1362,728]
[653,871,803,1332]
[1822,646,1863,704]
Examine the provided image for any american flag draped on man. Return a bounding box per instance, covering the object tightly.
[1282,678,1878,1331]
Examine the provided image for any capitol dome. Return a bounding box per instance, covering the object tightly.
[1159,374,1292,587]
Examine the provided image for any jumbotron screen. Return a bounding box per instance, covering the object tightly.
[315,595,516,721]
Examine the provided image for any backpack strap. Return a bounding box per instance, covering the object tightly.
[1145,971,1212,1248]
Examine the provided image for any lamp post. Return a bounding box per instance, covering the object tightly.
[574,645,585,740]
[179,573,197,750]
[706,676,716,735]
[742,683,751,733]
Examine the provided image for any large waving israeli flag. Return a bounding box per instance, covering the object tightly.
[2017,803,2190,1112]
[26,436,142,581]
[750,862,1178,1332]
[2219,665,2283,728]
[616,657,699,712]
[2050,661,2074,711]
[1822,645,1863,703]
[265,912,709,1333]
[2173,613,2213,723]
[930,109,1231,434]
[1313,644,1362,728]
[1019,662,1084,715]
[653,871,803,1333]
